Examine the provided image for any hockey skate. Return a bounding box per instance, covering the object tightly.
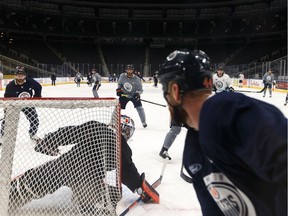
[34,138,59,156]
[159,147,171,160]
[136,173,159,203]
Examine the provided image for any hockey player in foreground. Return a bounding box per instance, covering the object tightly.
[9,115,159,214]
[157,49,287,216]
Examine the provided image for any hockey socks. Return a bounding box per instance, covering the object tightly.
[136,173,159,204]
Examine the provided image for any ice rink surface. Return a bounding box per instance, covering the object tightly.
[1,81,287,216]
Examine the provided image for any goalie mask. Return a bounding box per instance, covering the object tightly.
[121,115,135,140]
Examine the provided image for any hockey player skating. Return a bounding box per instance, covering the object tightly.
[74,70,82,87]
[238,73,244,87]
[1,66,42,145]
[153,73,158,87]
[159,120,181,160]
[86,71,92,86]
[91,68,102,98]
[9,115,159,214]
[262,68,274,97]
[157,49,287,216]
[116,64,147,128]
[212,63,234,93]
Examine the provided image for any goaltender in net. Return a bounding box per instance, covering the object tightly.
[8,115,159,214]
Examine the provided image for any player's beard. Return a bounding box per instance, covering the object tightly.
[15,78,25,85]
[127,72,133,78]
[169,105,187,127]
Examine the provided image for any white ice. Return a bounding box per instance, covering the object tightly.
[1,81,287,216]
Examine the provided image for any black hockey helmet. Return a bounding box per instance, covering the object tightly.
[157,49,212,93]
[125,64,134,71]
[15,66,25,75]
[216,62,225,71]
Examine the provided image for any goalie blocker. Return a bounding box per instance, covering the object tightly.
[9,116,159,215]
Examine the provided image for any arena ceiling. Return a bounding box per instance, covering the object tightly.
[0,0,287,46]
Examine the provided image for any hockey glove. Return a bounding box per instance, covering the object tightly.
[228,86,235,92]
[136,173,159,203]
[34,139,60,156]
[116,88,123,97]
[133,93,140,101]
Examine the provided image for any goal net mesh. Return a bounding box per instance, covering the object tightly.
[0,98,122,216]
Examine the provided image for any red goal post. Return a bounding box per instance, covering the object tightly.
[0,97,122,216]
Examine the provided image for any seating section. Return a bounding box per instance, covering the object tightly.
[2,39,286,77]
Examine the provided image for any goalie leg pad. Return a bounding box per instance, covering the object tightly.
[9,172,39,212]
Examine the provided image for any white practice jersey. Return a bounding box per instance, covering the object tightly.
[213,73,232,93]
[239,74,244,81]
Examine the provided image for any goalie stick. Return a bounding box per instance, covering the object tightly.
[235,86,267,93]
[119,158,169,216]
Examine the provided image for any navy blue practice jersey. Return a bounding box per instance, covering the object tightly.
[183,92,287,216]
[4,78,42,98]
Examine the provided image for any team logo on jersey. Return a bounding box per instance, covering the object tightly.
[18,92,31,98]
[266,75,272,81]
[204,173,256,216]
[188,164,202,174]
[123,82,133,92]
[215,80,224,89]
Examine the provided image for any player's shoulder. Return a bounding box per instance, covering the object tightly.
[205,92,247,110]
[7,80,15,86]
[133,74,141,81]
[26,77,40,84]
[119,73,126,78]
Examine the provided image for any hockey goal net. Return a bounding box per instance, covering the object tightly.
[0,98,122,216]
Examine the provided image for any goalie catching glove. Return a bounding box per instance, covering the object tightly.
[135,173,159,203]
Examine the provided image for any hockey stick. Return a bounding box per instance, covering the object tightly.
[119,158,169,216]
[235,86,267,93]
[121,94,166,107]
[140,99,166,107]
